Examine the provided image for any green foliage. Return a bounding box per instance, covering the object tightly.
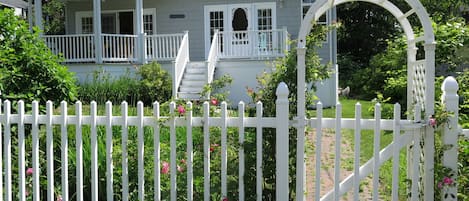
[43,0,66,35]
[453,70,469,128]
[200,74,233,103]
[246,24,332,200]
[77,62,172,105]
[136,62,172,104]
[77,69,140,105]
[0,9,77,107]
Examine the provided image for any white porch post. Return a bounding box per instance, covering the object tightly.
[34,0,43,33]
[28,0,33,31]
[93,0,103,64]
[135,0,145,64]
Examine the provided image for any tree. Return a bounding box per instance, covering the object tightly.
[0,8,77,106]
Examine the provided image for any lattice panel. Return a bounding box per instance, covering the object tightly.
[412,60,426,108]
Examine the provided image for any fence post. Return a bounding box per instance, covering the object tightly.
[276,82,289,200]
[441,76,459,201]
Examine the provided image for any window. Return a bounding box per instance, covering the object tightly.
[301,0,326,24]
[257,8,272,30]
[81,17,93,34]
[143,14,153,35]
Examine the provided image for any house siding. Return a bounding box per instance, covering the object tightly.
[64,0,333,61]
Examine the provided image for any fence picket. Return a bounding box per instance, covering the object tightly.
[353,103,361,201]
[46,101,54,201]
[314,102,323,201]
[256,102,263,201]
[186,102,193,201]
[61,101,69,201]
[411,104,421,201]
[276,82,289,201]
[334,103,342,201]
[153,101,161,201]
[32,101,40,201]
[137,102,145,201]
[90,101,98,201]
[105,102,113,201]
[392,103,401,201]
[121,102,129,201]
[0,100,2,201]
[169,102,177,201]
[239,102,245,201]
[203,102,210,201]
[373,104,382,201]
[18,101,26,201]
[76,102,84,201]
[221,102,228,198]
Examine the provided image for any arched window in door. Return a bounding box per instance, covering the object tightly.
[232,8,248,40]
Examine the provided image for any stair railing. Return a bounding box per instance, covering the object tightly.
[206,29,219,85]
[172,31,190,98]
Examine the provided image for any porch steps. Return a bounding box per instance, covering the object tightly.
[178,61,207,100]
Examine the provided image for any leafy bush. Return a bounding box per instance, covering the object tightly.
[137,62,172,104]
[78,69,140,105]
[0,8,77,106]
[77,62,172,105]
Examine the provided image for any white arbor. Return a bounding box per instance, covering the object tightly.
[296,0,435,200]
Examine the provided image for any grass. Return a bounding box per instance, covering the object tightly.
[308,97,409,199]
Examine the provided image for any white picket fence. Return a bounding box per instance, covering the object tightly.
[0,81,451,201]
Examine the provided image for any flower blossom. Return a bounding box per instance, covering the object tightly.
[162,161,170,174]
[443,177,454,185]
[26,167,33,176]
[211,98,219,106]
[428,116,437,128]
[438,182,443,189]
[222,196,228,201]
[177,165,184,173]
[177,105,186,116]
[56,195,63,201]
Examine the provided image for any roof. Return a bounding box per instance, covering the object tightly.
[0,0,28,9]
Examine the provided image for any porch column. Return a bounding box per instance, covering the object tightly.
[135,0,145,64]
[34,0,43,33]
[28,0,33,31]
[93,0,103,64]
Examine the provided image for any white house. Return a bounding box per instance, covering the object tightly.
[31,0,338,106]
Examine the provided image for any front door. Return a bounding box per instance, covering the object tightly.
[229,6,251,57]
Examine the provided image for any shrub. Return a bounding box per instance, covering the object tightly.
[137,62,172,104]
[0,8,77,107]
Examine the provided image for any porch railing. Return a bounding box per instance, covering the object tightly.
[218,29,289,59]
[43,33,185,63]
[145,33,185,61]
[101,34,137,62]
[43,34,96,63]
[172,31,189,98]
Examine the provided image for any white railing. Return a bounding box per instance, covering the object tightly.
[145,33,185,61]
[172,31,190,98]
[101,34,138,62]
[43,34,95,62]
[44,33,185,63]
[206,30,219,84]
[0,82,434,201]
[218,29,289,59]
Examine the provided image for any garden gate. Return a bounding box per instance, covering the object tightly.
[295,0,435,200]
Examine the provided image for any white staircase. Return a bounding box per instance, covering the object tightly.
[178,61,207,99]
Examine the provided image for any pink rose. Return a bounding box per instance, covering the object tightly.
[26,167,33,176]
[438,182,443,189]
[443,177,453,185]
[177,165,184,173]
[56,195,62,201]
[211,98,219,106]
[429,117,437,127]
[222,196,228,201]
[162,161,170,174]
[177,105,186,115]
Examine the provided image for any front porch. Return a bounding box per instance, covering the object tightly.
[43,29,289,64]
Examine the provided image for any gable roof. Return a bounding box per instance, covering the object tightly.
[0,0,28,9]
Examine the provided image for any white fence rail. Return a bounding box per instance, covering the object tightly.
[218,29,288,59]
[206,30,219,84]
[43,34,96,63]
[0,82,432,201]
